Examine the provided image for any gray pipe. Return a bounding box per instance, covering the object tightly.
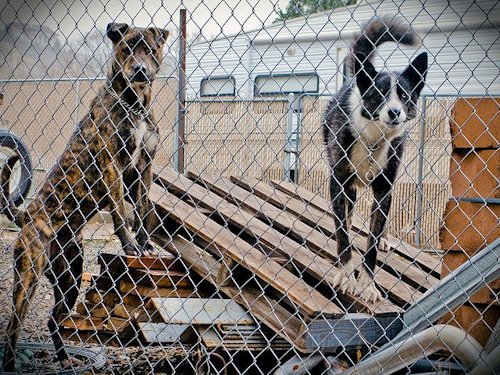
[340,325,487,375]
[469,344,500,375]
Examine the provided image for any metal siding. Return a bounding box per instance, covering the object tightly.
[187,36,251,98]
[187,0,499,97]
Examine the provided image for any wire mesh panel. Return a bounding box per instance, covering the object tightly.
[0,0,498,374]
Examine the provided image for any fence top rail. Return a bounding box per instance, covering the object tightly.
[296,92,500,104]
[0,75,178,84]
[187,98,290,104]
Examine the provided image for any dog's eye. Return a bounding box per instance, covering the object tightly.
[401,93,408,100]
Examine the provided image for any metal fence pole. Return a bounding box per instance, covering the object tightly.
[284,93,295,182]
[74,79,80,126]
[415,95,427,248]
[175,8,187,173]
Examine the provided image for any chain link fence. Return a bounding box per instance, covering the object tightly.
[0,0,498,374]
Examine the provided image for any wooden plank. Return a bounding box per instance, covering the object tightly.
[118,280,197,299]
[112,303,163,322]
[149,183,340,318]
[85,289,149,309]
[85,289,121,307]
[188,171,423,304]
[269,178,442,275]
[237,175,439,291]
[158,168,398,313]
[154,234,308,349]
[99,252,183,272]
[59,313,129,333]
[76,302,112,319]
[129,268,192,288]
[156,235,403,353]
[152,297,255,325]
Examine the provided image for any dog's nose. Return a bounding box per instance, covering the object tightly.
[388,108,401,121]
[133,63,148,75]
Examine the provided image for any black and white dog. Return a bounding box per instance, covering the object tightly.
[323,16,428,302]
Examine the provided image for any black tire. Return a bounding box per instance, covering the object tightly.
[0,129,33,206]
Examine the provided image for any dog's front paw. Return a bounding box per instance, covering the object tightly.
[331,262,357,295]
[379,236,391,252]
[356,268,383,303]
[123,241,142,256]
[142,242,159,258]
[358,282,383,303]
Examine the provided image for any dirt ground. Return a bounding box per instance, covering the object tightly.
[0,223,194,374]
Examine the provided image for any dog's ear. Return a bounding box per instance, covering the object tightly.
[354,58,377,95]
[148,28,170,45]
[107,23,129,43]
[401,52,428,97]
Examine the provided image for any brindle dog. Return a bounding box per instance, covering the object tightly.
[1,23,169,371]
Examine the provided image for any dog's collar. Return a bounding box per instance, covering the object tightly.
[363,139,384,182]
[109,89,149,120]
[367,140,382,152]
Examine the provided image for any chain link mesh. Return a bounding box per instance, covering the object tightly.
[0,0,498,374]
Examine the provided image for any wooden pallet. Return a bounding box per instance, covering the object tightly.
[150,168,441,353]
[60,252,207,346]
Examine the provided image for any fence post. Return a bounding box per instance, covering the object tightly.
[415,95,428,248]
[74,78,80,127]
[175,8,187,173]
[284,93,295,182]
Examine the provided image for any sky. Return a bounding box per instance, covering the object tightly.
[0,0,289,40]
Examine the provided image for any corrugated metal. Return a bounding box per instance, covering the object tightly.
[186,0,499,98]
[188,35,252,98]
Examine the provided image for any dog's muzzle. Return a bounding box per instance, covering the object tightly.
[131,63,150,83]
[386,108,403,125]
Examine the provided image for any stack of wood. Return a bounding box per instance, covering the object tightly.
[60,252,202,346]
[147,167,444,353]
[440,97,500,345]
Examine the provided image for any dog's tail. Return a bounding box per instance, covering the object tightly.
[0,155,24,225]
[348,15,419,75]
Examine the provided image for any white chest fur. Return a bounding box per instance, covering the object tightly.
[350,138,390,186]
[130,121,159,167]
